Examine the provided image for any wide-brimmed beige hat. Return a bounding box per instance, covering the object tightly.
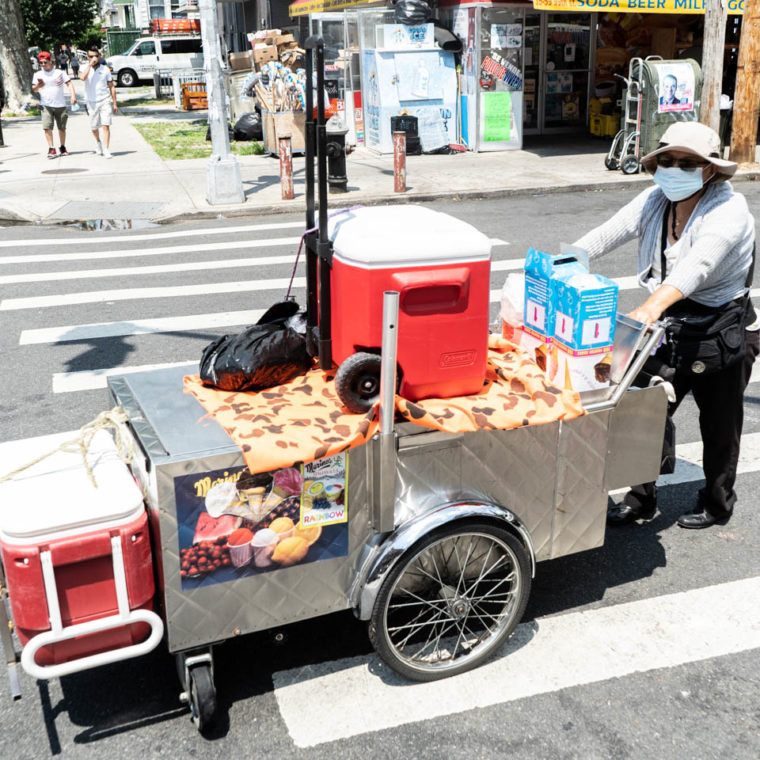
[640,121,737,178]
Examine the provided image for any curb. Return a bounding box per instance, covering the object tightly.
[154,171,760,225]
[3,169,759,227]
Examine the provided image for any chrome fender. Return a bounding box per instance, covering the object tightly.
[354,501,535,621]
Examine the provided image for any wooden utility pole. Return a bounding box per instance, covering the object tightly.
[730,0,760,164]
[700,0,727,133]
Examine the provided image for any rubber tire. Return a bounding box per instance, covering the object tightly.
[368,521,531,682]
[117,69,137,88]
[604,156,619,171]
[188,664,216,733]
[621,155,640,175]
[335,352,382,413]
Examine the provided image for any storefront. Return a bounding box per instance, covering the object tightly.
[288,0,746,151]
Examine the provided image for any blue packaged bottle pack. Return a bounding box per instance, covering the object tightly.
[521,248,585,375]
[552,271,619,391]
[520,247,618,391]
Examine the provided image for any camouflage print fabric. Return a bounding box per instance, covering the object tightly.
[183,335,585,475]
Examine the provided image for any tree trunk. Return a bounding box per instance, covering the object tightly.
[0,0,34,112]
[730,0,760,164]
[700,0,727,134]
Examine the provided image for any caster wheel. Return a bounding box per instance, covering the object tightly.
[335,352,382,413]
[368,521,531,681]
[604,156,619,171]
[188,664,216,734]
[621,155,640,175]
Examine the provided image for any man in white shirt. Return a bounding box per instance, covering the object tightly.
[79,46,118,158]
[31,51,77,158]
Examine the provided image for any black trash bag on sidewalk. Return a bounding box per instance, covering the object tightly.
[199,301,314,392]
[205,123,236,142]
[233,111,263,141]
[393,0,432,25]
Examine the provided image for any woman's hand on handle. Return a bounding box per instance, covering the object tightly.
[627,284,684,325]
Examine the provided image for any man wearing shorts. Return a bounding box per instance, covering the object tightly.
[80,46,118,159]
[31,51,77,158]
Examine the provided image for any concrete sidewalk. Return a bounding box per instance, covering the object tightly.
[1,100,759,225]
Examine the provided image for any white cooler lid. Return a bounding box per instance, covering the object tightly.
[328,205,492,268]
[0,429,144,544]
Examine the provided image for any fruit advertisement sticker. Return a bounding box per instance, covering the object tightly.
[299,453,348,528]
[174,460,349,590]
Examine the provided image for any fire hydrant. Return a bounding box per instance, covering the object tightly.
[326,115,349,194]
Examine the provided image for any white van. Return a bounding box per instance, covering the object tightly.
[108,36,203,87]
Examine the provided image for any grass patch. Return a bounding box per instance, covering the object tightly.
[124,96,173,107]
[134,121,267,159]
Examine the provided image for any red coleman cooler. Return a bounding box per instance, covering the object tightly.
[0,430,163,679]
[328,205,492,401]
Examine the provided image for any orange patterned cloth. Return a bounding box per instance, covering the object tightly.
[183,335,585,475]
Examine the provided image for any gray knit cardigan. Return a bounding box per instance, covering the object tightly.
[573,181,755,307]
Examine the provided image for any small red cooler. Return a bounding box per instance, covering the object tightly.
[328,205,492,400]
[0,429,163,679]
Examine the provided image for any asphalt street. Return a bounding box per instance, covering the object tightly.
[0,187,759,758]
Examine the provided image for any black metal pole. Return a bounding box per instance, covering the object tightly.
[304,37,317,334]
[315,40,333,370]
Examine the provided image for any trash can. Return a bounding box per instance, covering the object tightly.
[390,115,422,156]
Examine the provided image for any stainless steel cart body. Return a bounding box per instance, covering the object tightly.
[108,342,667,656]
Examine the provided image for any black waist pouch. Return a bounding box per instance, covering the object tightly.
[664,298,748,375]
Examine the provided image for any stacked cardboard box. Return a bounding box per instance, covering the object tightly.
[245,30,305,72]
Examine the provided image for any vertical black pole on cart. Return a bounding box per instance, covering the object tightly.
[304,39,318,332]
[314,40,333,371]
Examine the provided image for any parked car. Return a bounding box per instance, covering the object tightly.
[107,35,203,87]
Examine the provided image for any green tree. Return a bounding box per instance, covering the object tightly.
[20,0,99,50]
[0,0,33,112]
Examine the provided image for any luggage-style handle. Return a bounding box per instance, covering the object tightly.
[304,36,333,370]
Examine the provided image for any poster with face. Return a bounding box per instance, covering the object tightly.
[657,63,695,114]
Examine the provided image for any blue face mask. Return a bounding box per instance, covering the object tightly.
[653,166,705,201]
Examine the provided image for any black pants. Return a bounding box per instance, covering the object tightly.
[625,329,760,517]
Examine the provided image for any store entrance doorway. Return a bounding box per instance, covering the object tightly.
[524,11,595,136]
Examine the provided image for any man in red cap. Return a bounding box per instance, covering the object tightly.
[31,51,77,158]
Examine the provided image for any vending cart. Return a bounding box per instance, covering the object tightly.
[0,38,669,735]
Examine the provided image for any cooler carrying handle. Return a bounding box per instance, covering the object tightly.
[19,534,164,681]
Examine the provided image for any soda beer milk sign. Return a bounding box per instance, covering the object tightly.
[532,0,745,12]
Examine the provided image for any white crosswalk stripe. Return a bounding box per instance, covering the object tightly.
[0,220,305,249]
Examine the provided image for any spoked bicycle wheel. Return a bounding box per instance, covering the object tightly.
[369,521,531,681]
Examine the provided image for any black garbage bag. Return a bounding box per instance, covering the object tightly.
[233,111,263,141]
[205,123,236,142]
[199,301,314,392]
[393,0,432,25]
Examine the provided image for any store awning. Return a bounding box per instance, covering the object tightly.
[532,0,744,13]
[289,0,380,16]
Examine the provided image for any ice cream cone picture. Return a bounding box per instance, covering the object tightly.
[564,359,574,391]
[549,344,559,381]
[594,352,612,383]
[534,344,548,372]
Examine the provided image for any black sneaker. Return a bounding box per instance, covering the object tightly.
[59,145,68,156]
[47,147,57,159]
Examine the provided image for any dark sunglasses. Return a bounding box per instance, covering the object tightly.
[656,155,708,172]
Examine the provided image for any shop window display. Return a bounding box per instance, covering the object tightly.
[543,14,591,129]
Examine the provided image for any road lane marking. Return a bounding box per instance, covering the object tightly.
[0,255,304,284]
[0,237,302,266]
[0,222,305,250]
[0,237,508,266]
[3,277,307,310]
[0,272,669,312]
[52,361,199,393]
[272,576,760,747]
[19,310,265,344]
